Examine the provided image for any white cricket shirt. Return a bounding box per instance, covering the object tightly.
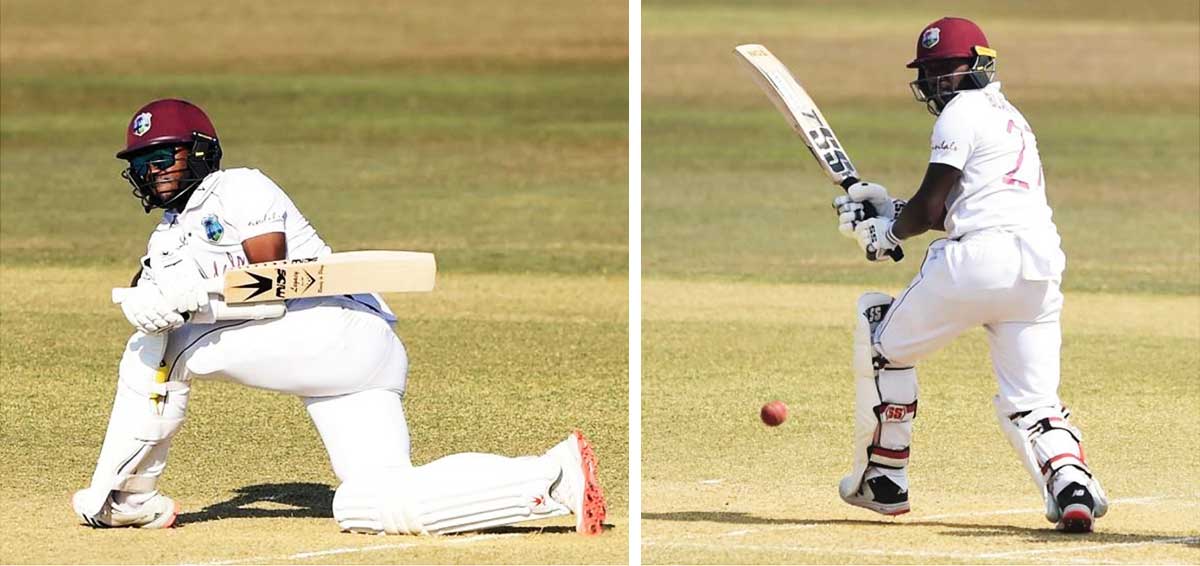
[928,82,1065,279]
[152,168,328,277]
[143,168,396,320]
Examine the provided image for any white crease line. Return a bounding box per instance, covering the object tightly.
[979,537,1200,559]
[181,533,522,565]
[699,479,723,485]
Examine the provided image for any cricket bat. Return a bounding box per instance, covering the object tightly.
[112,250,436,305]
[733,43,902,261]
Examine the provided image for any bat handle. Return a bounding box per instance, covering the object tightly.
[839,176,904,262]
[880,245,904,262]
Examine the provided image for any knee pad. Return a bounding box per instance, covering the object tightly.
[853,293,894,378]
[118,336,189,449]
[845,294,918,495]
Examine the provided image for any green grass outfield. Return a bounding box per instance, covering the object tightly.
[0,1,627,564]
[643,0,1199,563]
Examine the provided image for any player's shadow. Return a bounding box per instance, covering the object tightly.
[642,511,1197,546]
[176,482,333,525]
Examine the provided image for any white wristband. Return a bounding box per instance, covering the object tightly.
[885,226,903,246]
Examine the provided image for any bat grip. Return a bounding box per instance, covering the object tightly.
[839,176,904,262]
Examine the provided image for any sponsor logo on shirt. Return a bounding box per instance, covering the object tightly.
[248,211,284,227]
[202,214,225,242]
[932,140,958,152]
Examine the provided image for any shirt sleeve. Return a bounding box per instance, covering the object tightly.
[220,169,288,240]
[928,101,975,170]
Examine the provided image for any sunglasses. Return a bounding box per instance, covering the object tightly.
[128,147,181,177]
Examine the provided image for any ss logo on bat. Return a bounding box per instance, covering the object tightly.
[807,127,853,174]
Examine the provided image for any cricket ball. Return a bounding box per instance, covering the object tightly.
[760,400,788,427]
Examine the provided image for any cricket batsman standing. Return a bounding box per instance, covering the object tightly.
[71,98,606,535]
[833,17,1108,532]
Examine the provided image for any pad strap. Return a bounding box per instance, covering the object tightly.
[869,400,918,468]
[1013,406,1091,484]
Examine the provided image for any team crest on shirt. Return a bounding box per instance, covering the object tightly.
[202,215,225,242]
[921,27,941,49]
[132,112,153,136]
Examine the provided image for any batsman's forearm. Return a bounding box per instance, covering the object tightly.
[891,189,946,240]
[891,207,935,240]
[932,207,947,231]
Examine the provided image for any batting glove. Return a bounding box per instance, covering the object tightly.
[120,284,186,335]
[834,181,906,238]
[148,246,210,314]
[854,217,903,263]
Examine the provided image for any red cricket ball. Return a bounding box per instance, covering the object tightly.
[760,400,788,426]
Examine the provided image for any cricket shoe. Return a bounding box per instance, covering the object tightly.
[839,474,910,516]
[1050,481,1104,533]
[72,490,180,529]
[547,430,607,535]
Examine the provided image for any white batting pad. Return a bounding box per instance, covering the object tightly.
[78,332,189,517]
[333,452,568,535]
[844,294,919,497]
[993,396,1049,497]
[1005,404,1108,521]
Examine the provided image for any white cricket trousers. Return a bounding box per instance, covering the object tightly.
[163,300,413,480]
[874,230,1065,414]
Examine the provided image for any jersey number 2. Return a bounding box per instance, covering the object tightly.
[1004,119,1043,189]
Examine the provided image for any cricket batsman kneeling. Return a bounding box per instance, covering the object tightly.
[71,98,606,535]
[832,18,1107,532]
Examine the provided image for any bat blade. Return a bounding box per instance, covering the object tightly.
[112,250,437,305]
[734,44,901,261]
[733,44,859,188]
[220,251,436,304]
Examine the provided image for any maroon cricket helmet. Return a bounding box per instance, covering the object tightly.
[907,17,990,69]
[116,98,218,158]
